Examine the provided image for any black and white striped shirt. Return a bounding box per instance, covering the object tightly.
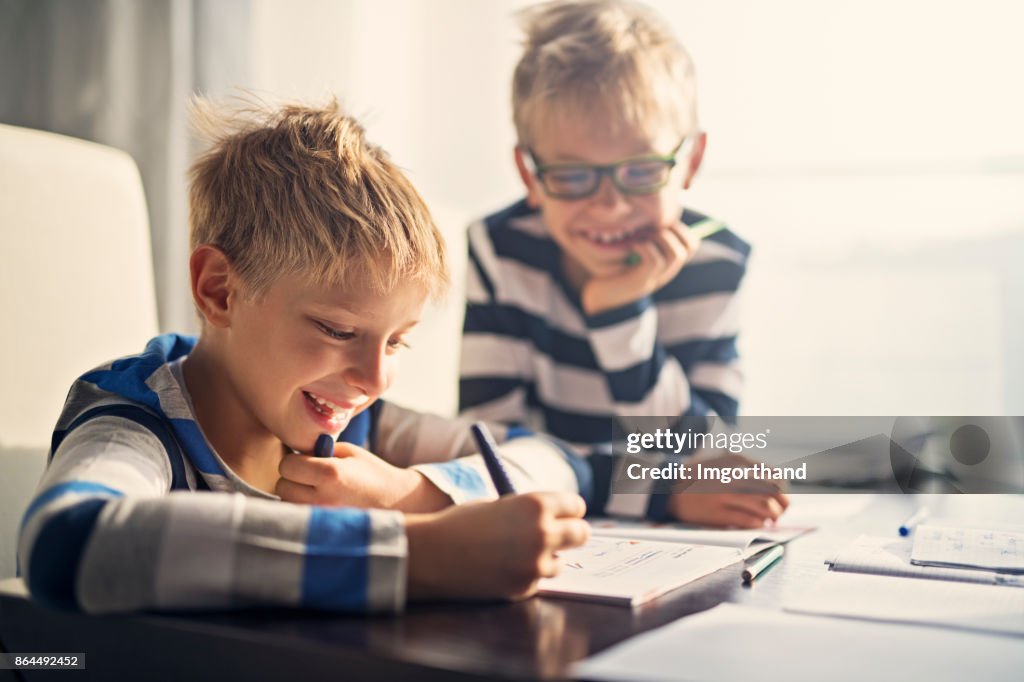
[459,199,749,518]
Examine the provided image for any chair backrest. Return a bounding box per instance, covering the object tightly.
[0,124,159,577]
[0,123,159,449]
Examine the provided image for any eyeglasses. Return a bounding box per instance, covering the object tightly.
[524,135,698,200]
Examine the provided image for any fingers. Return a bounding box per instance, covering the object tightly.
[650,222,693,286]
[532,491,587,519]
[278,452,327,486]
[275,478,317,505]
[635,239,666,276]
[716,507,769,529]
[724,494,785,523]
[552,518,591,551]
[673,491,786,528]
[674,221,701,256]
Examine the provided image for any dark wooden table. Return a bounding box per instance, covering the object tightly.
[2,494,998,681]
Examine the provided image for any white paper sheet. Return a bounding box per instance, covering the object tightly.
[538,537,740,606]
[912,524,1024,572]
[786,571,1024,637]
[829,535,1022,586]
[574,603,1024,682]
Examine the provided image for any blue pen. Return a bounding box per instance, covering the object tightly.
[314,433,335,458]
[898,507,929,536]
[470,421,517,496]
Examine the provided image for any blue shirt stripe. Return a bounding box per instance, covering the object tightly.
[302,507,372,611]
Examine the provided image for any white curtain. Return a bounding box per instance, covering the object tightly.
[0,0,252,334]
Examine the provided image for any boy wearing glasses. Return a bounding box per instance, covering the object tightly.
[459,0,788,527]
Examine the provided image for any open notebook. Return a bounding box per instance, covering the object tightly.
[827,535,1023,587]
[911,524,1024,573]
[590,519,813,559]
[538,537,740,607]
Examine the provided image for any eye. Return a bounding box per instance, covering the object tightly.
[315,320,355,341]
[546,167,593,187]
[622,161,667,184]
[387,337,411,352]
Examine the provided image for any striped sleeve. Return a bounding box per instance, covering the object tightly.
[591,237,748,520]
[373,402,588,505]
[459,219,532,424]
[17,417,407,614]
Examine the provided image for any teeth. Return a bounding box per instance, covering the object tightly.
[581,226,646,245]
[305,391,367,416]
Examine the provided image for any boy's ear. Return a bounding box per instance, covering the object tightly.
[682,131,707,190]
[514,146,544,208]
[190,245,237,328]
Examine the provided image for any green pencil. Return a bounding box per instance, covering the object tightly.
[623,220,727,266]
[689,219,728,240]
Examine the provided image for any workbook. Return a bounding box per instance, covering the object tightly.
[827,535,1023,587]
[590,519,813,559]
[538,537,740,606]
[911,524,1024,573]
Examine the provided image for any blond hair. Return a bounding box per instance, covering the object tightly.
[512,0,697,146]
[188,97,448,300]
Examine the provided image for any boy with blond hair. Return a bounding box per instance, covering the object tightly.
[18,99,589,614]
[459,0,788,527]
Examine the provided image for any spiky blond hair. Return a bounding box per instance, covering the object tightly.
[512,0,697,146]
[188,96,448,300]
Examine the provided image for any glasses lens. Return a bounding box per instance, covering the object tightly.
[543,167,597,198]
[617,160,671,192]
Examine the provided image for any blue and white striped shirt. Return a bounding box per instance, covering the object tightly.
[19,334,585,614]
[459,200,749,519]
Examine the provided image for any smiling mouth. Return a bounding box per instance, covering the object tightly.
[575,224,656,247]
[303,390,360,426]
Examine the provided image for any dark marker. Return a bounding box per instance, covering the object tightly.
[470,421,518,496]
[314,433,335,458]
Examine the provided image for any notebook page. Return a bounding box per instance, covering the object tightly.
[538,537,740,606]
[829,535,1020,586]
[590,520,811,552]
[912,525,1024,573]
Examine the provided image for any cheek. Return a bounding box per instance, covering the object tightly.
[383,355,401,388]
[540,204,579,241]
[654,187,683,222]
[271,333,338,387]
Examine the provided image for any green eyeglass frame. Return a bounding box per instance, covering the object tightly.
[525,135,697,200]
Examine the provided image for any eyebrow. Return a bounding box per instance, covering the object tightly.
[310,302,366,317]
[308,303,421,330]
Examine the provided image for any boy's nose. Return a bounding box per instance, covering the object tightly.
[591,174,630,210]
[345,344,390,397]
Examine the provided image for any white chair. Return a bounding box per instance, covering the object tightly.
[0,123,159,577]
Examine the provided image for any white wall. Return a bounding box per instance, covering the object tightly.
[246,0,1024,417]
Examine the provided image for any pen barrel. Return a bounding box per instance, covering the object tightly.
[470,422,517,496]
[742,546,784,583]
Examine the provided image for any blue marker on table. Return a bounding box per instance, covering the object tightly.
[898,507,929,536]
[314,433,335,458]
[470,421,517,496]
